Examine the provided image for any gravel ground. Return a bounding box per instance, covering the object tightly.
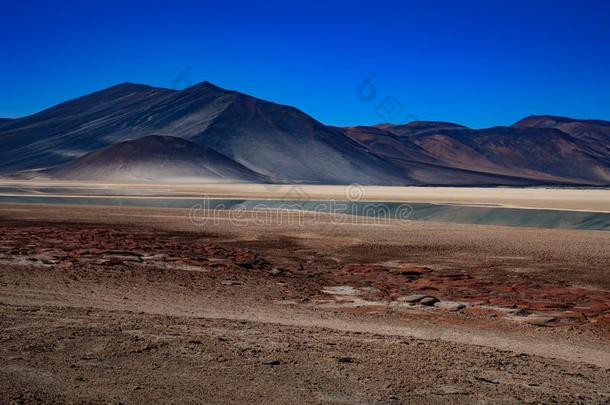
[0,203,609,404]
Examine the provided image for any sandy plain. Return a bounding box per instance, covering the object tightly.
[0,199,609,403]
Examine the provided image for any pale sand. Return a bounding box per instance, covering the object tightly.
[0,179,609,212]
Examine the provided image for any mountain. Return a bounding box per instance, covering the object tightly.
[513,115,610,161]
[45,135,267,183]
[341,125,552,186]
[0,83,176,173]
[348,122,610,185]
[1,83,609,186]
[0,81,406,185]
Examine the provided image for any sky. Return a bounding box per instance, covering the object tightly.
[1,0,610,128]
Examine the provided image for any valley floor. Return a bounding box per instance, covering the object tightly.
[0,203,609,403]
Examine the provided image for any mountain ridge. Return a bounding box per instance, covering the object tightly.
[1,81,609,186]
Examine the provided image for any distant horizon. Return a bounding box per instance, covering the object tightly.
[2,0,610,127]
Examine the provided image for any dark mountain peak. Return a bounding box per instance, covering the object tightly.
[513,115,575,128]
[86,82,172,100]
[183,80,232,95]
[376,121,467,131]
[406,121,466,128]
[513,115,610,128]
[374,121,468,138]
[58,82,172,109]
[108,81,158,91]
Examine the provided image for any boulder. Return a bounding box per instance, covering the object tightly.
[420,296,439,306]
[396,294,427,303]
[434,301,466,311]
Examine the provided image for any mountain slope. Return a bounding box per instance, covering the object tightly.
[0,83,177,172]
[345,122,610,185]
[180,83,409,184]
[514,115,610,161]
[45,135,267,183]
[0,82,407,185]
[341,125,548,185]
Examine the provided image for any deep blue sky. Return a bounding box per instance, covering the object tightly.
[1,0,609,128]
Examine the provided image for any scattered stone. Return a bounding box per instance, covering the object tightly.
[376,396,401,405]
[105,257,125,266]
[270,267,288,276]
[394,268,426,277]
[396,294,427,304]
[221,280,242,286]
[92,259,110,265]
[475,376,500,384]
[510,308,531,317]
[420,296,439,306]
[527,316,557,326]
[434,301,466,311]
[322,286,358,296]
[236,260,255,269]
[435,384,473,395]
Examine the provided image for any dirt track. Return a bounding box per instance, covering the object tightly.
[1,204,609,403]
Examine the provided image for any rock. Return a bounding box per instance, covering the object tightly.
[236,260,255,269]
[376,397,401,405]
[270,267,288,276]
[105,257,126,266]
[434,301,466,311]
[475,376,500,384]
[322,286,358,296]
[236,257,271,270]
[527,316,557,326]
[510,308,530,317]
[221,280,242,286]
[396,294,427,303]
[337,356,354,363]
[435,384,473,395]
[420,296,439,306]
[394,268,426,277]
[262,360,281,366]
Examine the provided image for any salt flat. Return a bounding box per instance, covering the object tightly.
[0,179,609,212]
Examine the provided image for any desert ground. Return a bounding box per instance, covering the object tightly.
[1,187,609,403]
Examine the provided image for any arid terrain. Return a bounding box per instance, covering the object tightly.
[1,201,609,404]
